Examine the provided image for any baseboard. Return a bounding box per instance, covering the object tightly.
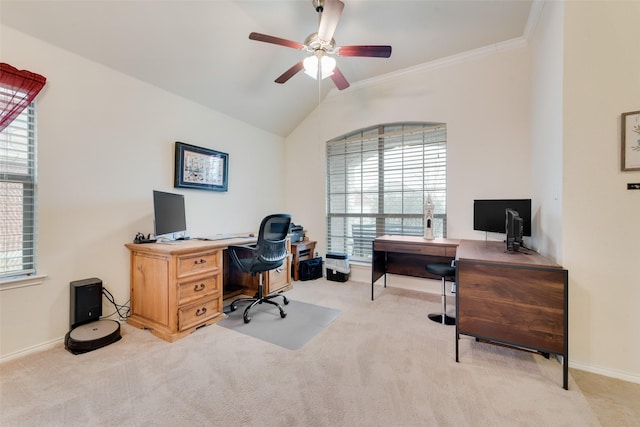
[570,361,640,385]
[0,336,64,364]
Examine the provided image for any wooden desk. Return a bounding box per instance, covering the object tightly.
[125,236,291,342]
[291,240,317,281]
[455,240,569,389]
[371,235,460,300]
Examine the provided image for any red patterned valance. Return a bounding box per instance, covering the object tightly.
[0,63,47,132]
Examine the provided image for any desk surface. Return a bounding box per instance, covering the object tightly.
[457,239,561,269]
[375,235,460,247]
[125,235,256,255]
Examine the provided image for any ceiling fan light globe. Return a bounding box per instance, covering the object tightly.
[304,54,336,80]
[321,56,336,75]
[303,55,319,79]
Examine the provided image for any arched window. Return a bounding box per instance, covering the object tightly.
[326,122,447,262]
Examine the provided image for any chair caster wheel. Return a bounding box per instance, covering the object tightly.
[230,304,238,312]
[283,296,289,305]
[280,311,287,318]
[243,315,251,324]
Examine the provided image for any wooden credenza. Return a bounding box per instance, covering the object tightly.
[455,240,569,389]
[125,237,291,342]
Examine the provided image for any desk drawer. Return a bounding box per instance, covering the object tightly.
[178,296,221,331]
[177,275,221,306]
[268,258,291,294]
[177,251,220,278]
[375,241,452,256]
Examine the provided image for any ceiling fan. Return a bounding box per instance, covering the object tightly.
[249,0,392,90]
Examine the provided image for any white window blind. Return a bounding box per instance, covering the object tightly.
[0,102,37,278]
[326,122,447,262]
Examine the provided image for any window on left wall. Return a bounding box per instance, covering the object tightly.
[0,102,37,280]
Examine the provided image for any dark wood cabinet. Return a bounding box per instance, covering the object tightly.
[456,240,569,389]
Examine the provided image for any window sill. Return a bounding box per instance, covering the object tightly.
[0,274,48,291]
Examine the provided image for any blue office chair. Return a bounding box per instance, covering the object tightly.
[227,214,292,323]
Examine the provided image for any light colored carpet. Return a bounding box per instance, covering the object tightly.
[218,299,341,350]
[0,279,601,427]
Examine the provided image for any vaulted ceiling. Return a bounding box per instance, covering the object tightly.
[1,0,534,137]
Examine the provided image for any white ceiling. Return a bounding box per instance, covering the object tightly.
[1,0,534,137]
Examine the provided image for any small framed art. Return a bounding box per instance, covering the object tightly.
[621,110,640,171]
[174,141,229,191]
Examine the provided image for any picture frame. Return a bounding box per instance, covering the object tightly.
[621,110,640,171]
[174,141,229,192]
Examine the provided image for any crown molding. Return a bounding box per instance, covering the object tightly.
[335,36,528,95]
[327,2,545,97]
[523,0,546,41]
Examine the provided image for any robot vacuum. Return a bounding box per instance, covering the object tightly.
[64,319,121,354]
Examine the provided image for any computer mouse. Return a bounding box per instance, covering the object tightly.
[249,233,255,237]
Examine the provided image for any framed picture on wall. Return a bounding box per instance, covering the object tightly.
[621,110,640,171]
[174,141,229,191]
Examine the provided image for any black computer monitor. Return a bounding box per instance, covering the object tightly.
[473,199,531,236]
[505,208,524,252]
[153,190,187,239]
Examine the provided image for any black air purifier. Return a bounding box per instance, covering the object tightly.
[65,278,121,354]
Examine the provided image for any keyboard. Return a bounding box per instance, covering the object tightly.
[200,234,235,241]
[199,234,253,241]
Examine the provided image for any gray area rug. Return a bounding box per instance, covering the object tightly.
[218,299,341,350]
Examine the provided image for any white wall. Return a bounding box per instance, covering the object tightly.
[561,1,640,381]
[529,1,564,262]
[0,27,285,359]
[285,43,532,256]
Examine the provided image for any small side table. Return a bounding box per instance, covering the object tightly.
[291,240,317,281]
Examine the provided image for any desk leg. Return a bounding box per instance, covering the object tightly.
[563,355,568,390]
[455,272,459,362]
[371,244,387,300]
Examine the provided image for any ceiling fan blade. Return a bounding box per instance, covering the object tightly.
[275,61,305,84]
[249,32,305,50]
[338,45,392,58]
[317,0,344,43]
[330,67,350,90]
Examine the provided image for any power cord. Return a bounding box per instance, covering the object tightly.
[102,286,130,321]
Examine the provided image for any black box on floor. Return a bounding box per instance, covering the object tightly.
[326,252,350,282]
[70,278,103,328]
[326,269,350,282]
[299,257,323,281]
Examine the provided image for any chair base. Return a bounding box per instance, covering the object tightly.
[428,313,456,325]
[229,293,289,324]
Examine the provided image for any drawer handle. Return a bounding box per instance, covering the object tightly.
[194,259,207,265]
[194,283,205,292]
[275,267,282,273]
[196,307,207,316]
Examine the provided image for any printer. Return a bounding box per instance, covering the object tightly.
[289,223,304,243]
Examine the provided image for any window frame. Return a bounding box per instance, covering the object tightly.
[326,122,447,263]
[1,102,38,281]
